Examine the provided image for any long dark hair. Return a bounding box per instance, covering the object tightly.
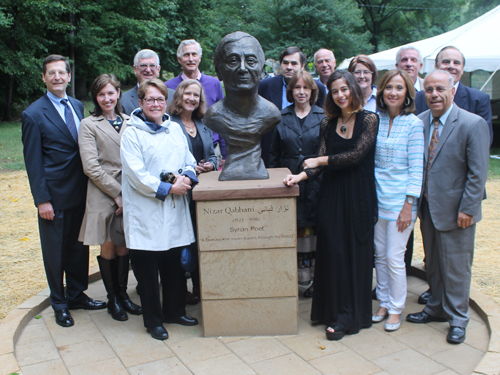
[324,70,364,119]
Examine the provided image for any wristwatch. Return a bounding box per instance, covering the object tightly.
[405,196,415,205]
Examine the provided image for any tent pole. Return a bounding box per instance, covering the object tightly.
[480,62,500,92]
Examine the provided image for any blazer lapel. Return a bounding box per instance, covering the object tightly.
[423,115,430,163]
[129,87,138,108]
[94,116,122,147]
[302,108,322,134]
[173,116,194,154]
[453,83,468,110]
[431,105,458,166]
[272,77,283,109]
[41,94,77,144]
[281,107,301,137]
[68,96,84,120]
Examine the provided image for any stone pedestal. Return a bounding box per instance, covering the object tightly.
[193,168,299,337]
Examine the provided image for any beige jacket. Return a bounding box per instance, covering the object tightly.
[78,114,129,245]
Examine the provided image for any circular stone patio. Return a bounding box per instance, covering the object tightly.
[1,263,500,375]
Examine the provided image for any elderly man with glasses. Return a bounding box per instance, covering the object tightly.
[121,49,174,115]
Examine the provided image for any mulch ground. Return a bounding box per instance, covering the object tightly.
[1,170,499,320]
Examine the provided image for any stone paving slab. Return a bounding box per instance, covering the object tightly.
[2,263,499,374]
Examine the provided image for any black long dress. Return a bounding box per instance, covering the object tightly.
[306,110,379,334]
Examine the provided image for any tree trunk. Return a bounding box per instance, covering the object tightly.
[5,75,14,121]
[4,6,18,121]
[68,12,76,98]
[76,73,89,101]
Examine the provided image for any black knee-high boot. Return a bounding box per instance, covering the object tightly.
[116,254,142,315]
[97,256,128,321]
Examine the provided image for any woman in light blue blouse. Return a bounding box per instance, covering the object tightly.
[371,70,424,332]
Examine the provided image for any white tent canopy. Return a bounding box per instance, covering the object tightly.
[339,5,500,73]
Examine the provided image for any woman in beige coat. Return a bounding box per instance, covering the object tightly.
[78,74,142,321]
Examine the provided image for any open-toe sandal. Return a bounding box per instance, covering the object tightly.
[326,326,345,341]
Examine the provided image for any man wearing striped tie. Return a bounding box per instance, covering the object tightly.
[22,55,106,328]
[405,70,490,344]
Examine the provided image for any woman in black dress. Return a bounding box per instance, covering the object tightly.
[269,70,323,297]
[284,70,379,340]
[167,79,217,304]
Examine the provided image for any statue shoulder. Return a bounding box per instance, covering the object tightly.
[205,101,224,120]
[257,96,281,122]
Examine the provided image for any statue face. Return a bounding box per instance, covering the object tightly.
[219,37,263,93]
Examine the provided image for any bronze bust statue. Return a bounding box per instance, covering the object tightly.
[205,32,281,181]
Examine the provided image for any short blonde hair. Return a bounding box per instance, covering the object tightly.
[137,78,169,100]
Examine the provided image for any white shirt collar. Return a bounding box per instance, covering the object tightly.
[181,71,202,81]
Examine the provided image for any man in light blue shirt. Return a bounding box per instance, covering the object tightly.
[22,54,106,329]
[406,70,490,345]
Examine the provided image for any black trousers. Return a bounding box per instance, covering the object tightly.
[38,204,89,310]
[130,247,187,329]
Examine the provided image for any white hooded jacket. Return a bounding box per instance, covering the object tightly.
[120,110,197,251]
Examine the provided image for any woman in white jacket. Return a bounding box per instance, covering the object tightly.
[121,79,199,340]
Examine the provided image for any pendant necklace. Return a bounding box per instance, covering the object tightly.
[340,113,354,133]
[185,124,195,134]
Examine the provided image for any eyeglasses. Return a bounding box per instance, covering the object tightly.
[142,97,166,105]
[353,70,373,76]
[137,64,158,71]
[46,70,68,77]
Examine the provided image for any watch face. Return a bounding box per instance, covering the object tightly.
[406,197,415,204]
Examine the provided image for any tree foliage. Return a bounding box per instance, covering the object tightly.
[208,0,372,63]
[0,0,493,120]
[355,0,468,52]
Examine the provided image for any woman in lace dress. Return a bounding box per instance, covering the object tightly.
[284,70,379,341]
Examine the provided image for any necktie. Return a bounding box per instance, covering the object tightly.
[424,118,440,200]
[60,99,78,142]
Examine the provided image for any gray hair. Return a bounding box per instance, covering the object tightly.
[425,69,454,88]
[177,40,202,59]
[133,49,160,66]
[396,45,423,65]
[313,49,335,64]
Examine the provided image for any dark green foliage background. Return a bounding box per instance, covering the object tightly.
[0,0,498,119]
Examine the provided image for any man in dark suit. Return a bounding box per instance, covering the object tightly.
[22,55,106,328]
[258,46,325,166]
[406,70,489,344]
[415,45,493,306]
[121,49,174,115]
[415,46,493,143]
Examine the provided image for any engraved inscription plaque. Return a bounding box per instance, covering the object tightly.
[196,197,296,251]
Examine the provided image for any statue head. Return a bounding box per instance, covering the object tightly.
[214,32,265,95]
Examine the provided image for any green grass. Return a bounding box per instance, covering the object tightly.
[489,148,500,178]
[0,100,93,172]
[0,121,25,170]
